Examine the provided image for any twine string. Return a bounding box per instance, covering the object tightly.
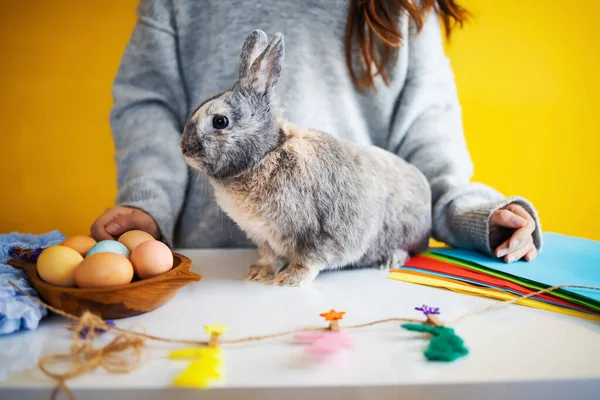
[35,310,145,400]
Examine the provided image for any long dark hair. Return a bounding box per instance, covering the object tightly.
[345,0,470,91]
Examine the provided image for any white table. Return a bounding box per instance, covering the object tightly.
[1,249,599,399]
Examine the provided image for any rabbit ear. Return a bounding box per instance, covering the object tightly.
[239,30,268,80]
[243,33,284,95]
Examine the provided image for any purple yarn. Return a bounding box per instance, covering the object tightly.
[8,247,44,263]
[79,320,116,339]
[415,305,440,316]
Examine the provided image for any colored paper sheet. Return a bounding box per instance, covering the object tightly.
[403,256,558,305]
[431,233,600,305]
[399,267,592,314]
[398,255,595,313]
[387,271,600,322]
[426,252,600,312]
[406,255,592,312]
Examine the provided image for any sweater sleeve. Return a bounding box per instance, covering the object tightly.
[109,0,189,247]
[388,11,542,256]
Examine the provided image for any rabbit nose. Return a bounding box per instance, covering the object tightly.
[181,136,203,157]
[181,139,192,156]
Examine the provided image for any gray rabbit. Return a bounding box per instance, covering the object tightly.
[180,30,432,286]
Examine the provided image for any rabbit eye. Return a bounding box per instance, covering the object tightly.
[212,115,229,130]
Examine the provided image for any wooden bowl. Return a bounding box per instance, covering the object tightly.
[8,253,201,320]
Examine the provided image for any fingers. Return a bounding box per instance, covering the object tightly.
[505,204,536,229]
[90,207,159,242]
[497,235,537,263]
[490,209,527,229]
[503,205,536,250]
[490,209,528,255]
[106,209,160,239]
[90,223,113,241]
[105,214,139,237]
[503,240,534,263]
[494,238,512,258]
[90,207,134,241]
[496,229,530,257]
[495,234,531,258]
[524,246,538,262]
[90,209,121,241]
[493,204,538,263]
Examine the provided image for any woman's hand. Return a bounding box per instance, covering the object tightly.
[90,206,160,242]
[489,203,537,263]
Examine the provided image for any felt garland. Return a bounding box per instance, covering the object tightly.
[7,281,600,400]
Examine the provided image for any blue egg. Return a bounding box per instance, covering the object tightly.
[86,240,130,258]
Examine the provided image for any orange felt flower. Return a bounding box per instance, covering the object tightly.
[320,309,346,321]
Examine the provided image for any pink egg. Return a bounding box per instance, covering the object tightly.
[130,240,174,279]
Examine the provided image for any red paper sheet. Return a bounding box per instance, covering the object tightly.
[395,255,592,313]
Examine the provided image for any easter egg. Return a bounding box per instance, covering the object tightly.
[130,240,174,279]
[74,253,134,288]
[61,235,96,257]
[86,240,130,258]
[118,230,155,252]
[37,245,83,287]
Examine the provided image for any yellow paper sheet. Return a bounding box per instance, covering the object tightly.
[388,271,600,322]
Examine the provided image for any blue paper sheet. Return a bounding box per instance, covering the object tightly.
[431,233,600,303]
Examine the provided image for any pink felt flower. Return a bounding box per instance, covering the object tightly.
[293,331,353,354]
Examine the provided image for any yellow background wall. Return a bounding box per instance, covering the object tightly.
[1,0,598,240]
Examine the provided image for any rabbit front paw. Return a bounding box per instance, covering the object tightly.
[246,263,277,282]
[272,263,319,287]
[377,249,409,271]
[246,244,287,282]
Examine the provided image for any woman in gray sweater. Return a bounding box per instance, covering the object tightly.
[91,0,542,265]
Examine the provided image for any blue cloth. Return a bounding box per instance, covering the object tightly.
[0,230,65,335]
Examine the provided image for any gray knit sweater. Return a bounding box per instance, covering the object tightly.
[110,0,542,254]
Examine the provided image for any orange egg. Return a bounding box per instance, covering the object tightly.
[37,245,83,287]
[61,235,97,257]
[130,240,173,279]
[118,230,156,252]
[74,252,134,288]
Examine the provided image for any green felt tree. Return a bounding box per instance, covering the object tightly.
[402,305,468,362]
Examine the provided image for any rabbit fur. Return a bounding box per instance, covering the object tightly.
[180,30,432,286]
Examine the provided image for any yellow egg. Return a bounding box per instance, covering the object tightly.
[118,230,156,252]
[37,246,83,287]
[74,253,134,288]
[61,235,97,257]
[130,240,174,279]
